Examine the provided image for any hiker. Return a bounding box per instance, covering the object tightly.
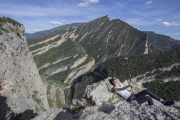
[109,77,175,106]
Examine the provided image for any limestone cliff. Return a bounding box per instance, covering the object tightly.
[0,17,49,113]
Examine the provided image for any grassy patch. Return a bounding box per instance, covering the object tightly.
[108,95,115,104]
[35,105,40,112]
[32,91,42,106]
[102,101,106,105]
[71,104,84,115]
[56,89,64,108]
[48,98,53,108]
[46,84,52,95]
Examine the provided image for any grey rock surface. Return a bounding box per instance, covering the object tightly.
[70,101,180,120]
[33,100,180,120]
[72,77,127,108]
[33,77,180,120]
[0,21,49,113]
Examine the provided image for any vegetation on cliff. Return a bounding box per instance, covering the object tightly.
[0,16,21,26]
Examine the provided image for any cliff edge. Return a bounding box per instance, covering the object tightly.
[0,17,49,114]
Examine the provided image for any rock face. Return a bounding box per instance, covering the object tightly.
[71,77,140,108]
[33,77,180,120]
[0,17,49,113]
[69,101,180,120]
[33,101,180,120]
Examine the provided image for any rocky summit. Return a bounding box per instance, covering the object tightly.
[33,78,180,120]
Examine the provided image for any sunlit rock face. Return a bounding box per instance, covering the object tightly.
[0,17,49,113]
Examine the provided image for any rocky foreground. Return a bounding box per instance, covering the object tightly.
[33,78,180,120]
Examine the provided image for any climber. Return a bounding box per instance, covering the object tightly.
[109,77,175,106]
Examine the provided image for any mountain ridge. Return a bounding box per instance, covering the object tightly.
[26,15,148,88]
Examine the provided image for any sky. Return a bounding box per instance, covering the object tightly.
[0,0,180,40]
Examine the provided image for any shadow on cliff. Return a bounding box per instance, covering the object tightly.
[53,107,75,120]
[0,96,16,120]
[0,95,37,120]
[173,106,180,112]
[98,105,115,114]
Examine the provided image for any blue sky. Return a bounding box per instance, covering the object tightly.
[0,0,180,40]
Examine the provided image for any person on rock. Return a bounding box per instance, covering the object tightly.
[109,77,175,106]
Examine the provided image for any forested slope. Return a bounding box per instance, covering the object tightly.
[70,46,180,102]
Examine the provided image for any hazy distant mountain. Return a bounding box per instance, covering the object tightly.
[25,23,84,39]
[144,31,180,51]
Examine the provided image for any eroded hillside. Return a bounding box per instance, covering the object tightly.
[27,15,149,89]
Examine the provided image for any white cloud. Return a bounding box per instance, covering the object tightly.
[156,19,162,21]
[125,18,157,26]
[146,1,153,4]
[50,21,63,25]
[116,2,124,8]
[77,0,99,7]
[77,2,89,7]
[159,22,180,26]
[132,9,147,17]
[0,4,88,17]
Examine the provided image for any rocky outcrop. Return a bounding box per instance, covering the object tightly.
[68,101,179,120]
[143,34,148,54]
[70,55,88,69]
[33,77,180,120]
[71,77,146,109]
[32,108,73,120]
[71,77,126,108]
[0,17,49,113]
[33,100,180,120]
